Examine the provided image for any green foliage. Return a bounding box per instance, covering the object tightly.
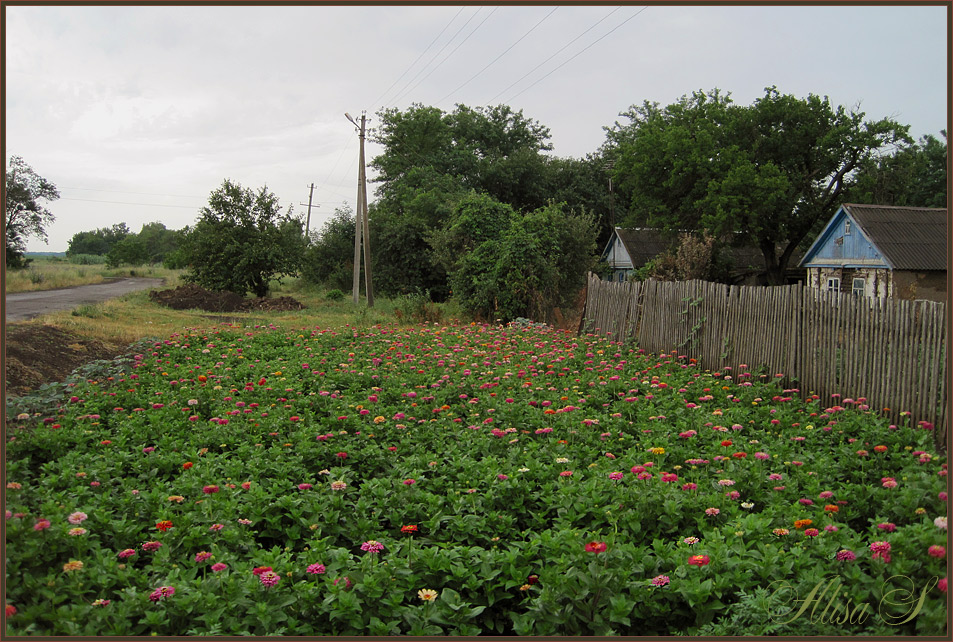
[606,87,910,284]
[180,179,306,297]
[106,235,149,268]
[325,289,345,301]
[845,131,948,208]
[66,223,131,258]
[300,206,355,292]
[5,155,59,268]
[68,253,109,265]
[450,201,597,322]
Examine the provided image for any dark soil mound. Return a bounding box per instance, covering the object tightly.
[4,324,127,397]
[149,284,305,313]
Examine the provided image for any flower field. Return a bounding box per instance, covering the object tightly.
[4,321,948,635]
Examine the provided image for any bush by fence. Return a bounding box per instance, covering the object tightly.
[581,274,947,448]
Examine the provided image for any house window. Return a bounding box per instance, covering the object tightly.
[852,278,865,296]
[826,277,840,292]
[618,272,626,283]
[844,220,851,235]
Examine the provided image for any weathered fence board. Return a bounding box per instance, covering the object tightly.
[581,274,948,447]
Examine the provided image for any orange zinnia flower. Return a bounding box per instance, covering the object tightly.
[794,519,813,530]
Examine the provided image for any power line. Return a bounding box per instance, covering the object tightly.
[435,6,559,106]
[505,7,649,104]
[372,6,466,109]
[59,197,203,209]
[485,6,623,106]
[61,186,202,199]
[389,7,499,108]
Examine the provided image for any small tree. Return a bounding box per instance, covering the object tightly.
[181,179,305,297]
[5,156,59,268]
[300,205,356,291]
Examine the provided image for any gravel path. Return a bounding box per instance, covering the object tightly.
[5,278,165,322]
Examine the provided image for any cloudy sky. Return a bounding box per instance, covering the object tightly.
[5,4,948,253]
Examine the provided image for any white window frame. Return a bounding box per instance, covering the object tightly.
[852,277,865,296]
[844,220,851,235]
[826,277,840,292]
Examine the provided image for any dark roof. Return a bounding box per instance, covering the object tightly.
[615,228,674,266]
[843,204,948,271]
[614,228,789,271]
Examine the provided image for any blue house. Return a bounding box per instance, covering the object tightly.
[799,203,947,302]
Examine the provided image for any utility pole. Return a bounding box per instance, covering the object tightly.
[300,183,318,243]
[346,111,374,307]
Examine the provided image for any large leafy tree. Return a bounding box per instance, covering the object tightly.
[5,156,59,268]
[606,87,910,284]
[844,131,947,208]
[181,179,305,297]
[66,223,131,257]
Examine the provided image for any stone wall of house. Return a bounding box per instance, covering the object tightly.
[891,271,947,302]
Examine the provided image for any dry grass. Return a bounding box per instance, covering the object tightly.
[5,259,186,294]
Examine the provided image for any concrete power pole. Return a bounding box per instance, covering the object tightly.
[347,111,374,307]
[300,183,317,243]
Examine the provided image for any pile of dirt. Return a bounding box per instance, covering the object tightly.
[4,325,128,398]
[149,284,305,313]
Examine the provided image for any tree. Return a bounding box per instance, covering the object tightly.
[449,201,597,322]
[606,87,910,284]
[5,156,59,268]
[106,234,149,267]
[180,179,306,297]
[300,205,356,291]
[844,131,947,208]
[67,223,131,257]
[368,103,559,296]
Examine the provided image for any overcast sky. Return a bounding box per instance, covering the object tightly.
[5,4,948,253]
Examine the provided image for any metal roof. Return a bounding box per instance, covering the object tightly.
[843,203,948,271]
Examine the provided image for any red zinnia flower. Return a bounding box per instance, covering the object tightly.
[401,525,418,533]
[688,554,711,566]
[336,452,348,459]
[156,520,173,531]
[584,541,607,554]
[182,462,193,470]
[720,440,732,447]
[252,566,273,575]
[202,485,219,494]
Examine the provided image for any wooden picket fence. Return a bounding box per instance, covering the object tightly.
[581,274,948,448]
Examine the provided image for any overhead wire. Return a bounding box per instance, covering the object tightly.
[371,6,466,109]
[484,6,623,106]
[435,6,559,106]
[385,7,485,109]
[388,6,500,108]
[504,7,649,104]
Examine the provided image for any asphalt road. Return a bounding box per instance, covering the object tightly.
[4,278,165,322]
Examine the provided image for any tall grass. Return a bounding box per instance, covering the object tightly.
[4,258,186,293]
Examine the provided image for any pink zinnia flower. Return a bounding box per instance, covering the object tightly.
[336,452,348,459]
[307,563,326,574]
[650,575,670,587]
[559,471,573,477]
[608,472,624,481]
[836,549,857,562]
[877,523,897,532]
[298,483,313,490]
[360,540,385,554]
[705,507,720,517]
[584,541,607,554]
[33,519,51,531]
[148,586,175,602]
[194,551,213,563]
[68,527,88,536]
[252,566,273,575]
[259,571,281,587]
[211,563,227,572]
[939,578,948,593]
[67,511,88,524]
[681,482,697,491]
[209,523,224,532]
[142,541,162,552]
[203,485,219,494]
[118,548,137,559]
[403,479,416,485]
[688,555,710,566]
[804,528,820,537]
[497,474,508,481]
[928,545,946,558]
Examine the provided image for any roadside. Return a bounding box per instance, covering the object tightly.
[5,277,165,322]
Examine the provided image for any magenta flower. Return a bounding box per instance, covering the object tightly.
[259,571,281,587]
[148,586,175,602]
[307,563,326,574]
[928,545,946,558]
[298,483,313,490]
[118,548,137,559]
[211,562,228,572]
[402,478,416,485]
[142,541,163,552]
[209,523,224,532]
[202,485,220,494]
[877,523,897,533]
[360,540,384,554]
[650,575,671,587]
[497,474,508,481]
[836,549,857,562]
[608,472,624,481]
[681,483,697,491]
[194,551,213,563]
[33,519,51,531]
